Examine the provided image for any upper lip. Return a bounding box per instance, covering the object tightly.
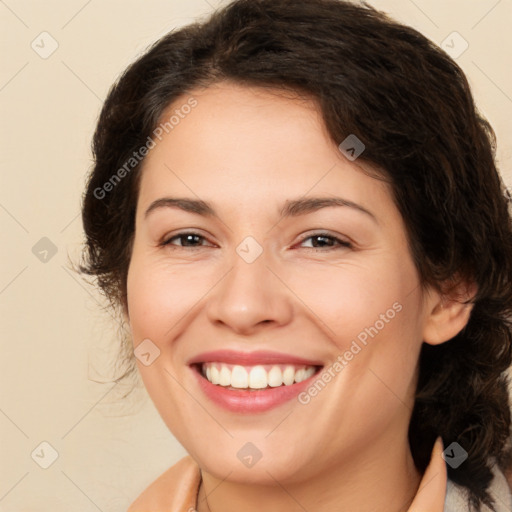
[188,350,324,367]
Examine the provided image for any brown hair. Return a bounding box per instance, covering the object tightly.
[80,1,512,508]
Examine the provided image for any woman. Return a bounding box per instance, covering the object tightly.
[80,0,512,510]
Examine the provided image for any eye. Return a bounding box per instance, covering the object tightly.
[161,232,211,248]
[159,231,351,250]
[297,232,352,250]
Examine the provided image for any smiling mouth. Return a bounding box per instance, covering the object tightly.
[195,362,323,391]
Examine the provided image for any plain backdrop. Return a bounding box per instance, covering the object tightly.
[1,0,511,510]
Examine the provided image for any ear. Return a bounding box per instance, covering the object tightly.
[422,278,477,346]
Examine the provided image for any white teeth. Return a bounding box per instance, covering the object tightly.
[249,365,268,389]
[219,365,231,386]
[231,365,248,388]
[282,365,295,386]
[210,365,220,385]
[201,363,318,389]
[294,368,305,383]
[295,368,315,382]
[268,366,283,387]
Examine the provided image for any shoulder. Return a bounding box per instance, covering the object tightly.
[127,456,201,512]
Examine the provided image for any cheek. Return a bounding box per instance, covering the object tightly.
[283,255,421,352]
[125,254,207,422]
[285,253,425,410]
[126,254,207,342]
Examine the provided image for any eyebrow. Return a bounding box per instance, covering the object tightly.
[144,196,377,223]
[279,197,377,222]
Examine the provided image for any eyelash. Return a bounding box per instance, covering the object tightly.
[160,232,353,250]
[298,233,353,250]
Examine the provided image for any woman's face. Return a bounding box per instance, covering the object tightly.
[126,81,429,484]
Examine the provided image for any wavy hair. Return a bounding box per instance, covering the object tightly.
[80,1,512,508]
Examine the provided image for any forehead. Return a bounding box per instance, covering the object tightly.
[137,81,392,217]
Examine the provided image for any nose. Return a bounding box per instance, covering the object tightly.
[205,248,294,336]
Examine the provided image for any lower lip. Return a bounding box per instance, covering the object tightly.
[192,366,321,413]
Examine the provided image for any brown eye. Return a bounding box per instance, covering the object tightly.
[299,233,352,249]
[162,232,208,248]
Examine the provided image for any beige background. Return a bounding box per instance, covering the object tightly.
[1,0,511,510]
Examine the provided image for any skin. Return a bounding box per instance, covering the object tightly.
[125,81,474,512]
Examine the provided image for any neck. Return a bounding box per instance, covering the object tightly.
[197,433,421,512]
